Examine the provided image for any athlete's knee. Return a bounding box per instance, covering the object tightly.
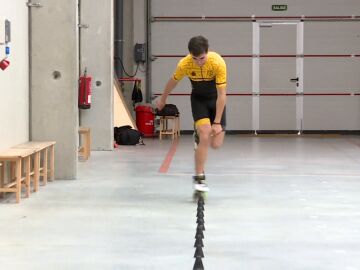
[197,125,212,142]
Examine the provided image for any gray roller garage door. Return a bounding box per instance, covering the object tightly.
[149,0,360,132]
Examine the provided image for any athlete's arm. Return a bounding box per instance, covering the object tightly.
[213,54,227,131]
[158,58,186,110]
[214,86,226,125]
[157,78,178,110]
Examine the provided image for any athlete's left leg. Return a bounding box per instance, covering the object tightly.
[210,107,226,149]
[210,130,225,149]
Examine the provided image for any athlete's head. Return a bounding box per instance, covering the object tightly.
[188,36,209,56]
[188,36,209,66]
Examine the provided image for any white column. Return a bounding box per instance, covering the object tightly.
[296,21,304,133]
[252,22,260,133]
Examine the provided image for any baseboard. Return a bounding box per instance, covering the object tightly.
[180,130,360,135]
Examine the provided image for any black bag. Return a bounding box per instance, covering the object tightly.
[114,125,144,145]
[131,81,143,107]
[156,104,179,116]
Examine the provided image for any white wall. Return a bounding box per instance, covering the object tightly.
[1,1,116,179]
[0,0,29,150]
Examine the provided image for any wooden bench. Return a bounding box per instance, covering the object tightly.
[0,148,37,203]
[159,115,180,140]
[12,141,56,191]
[78,127,91,160]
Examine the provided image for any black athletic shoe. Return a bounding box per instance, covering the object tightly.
[193,174,209,192]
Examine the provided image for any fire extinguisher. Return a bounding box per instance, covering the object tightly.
[78,68,92,109]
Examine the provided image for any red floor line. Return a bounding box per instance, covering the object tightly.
[159,139,179,173]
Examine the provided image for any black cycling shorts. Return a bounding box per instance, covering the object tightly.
[191,94,226,128]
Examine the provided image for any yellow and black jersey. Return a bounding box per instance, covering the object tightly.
[172,51,227,97]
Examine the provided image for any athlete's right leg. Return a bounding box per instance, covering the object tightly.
[191,95,211,176]
[194,119,212,175]
[193,120,211,197]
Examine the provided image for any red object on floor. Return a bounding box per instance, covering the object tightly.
[135,105,155,137]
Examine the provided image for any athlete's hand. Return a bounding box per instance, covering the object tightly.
[156,97,166,111]
[211,123,223,137]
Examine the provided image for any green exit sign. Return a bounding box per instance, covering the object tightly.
[272,4,287,11]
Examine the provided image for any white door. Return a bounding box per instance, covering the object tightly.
[253,21,304,132]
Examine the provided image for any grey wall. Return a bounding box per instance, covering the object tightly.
[121,0,135,118]
[80,0,114,150]
[0,0,29,150]
[133,0,147,99]
[121,0,148,121]
[30,0,79,179]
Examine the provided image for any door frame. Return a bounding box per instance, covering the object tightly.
[252,20,304,133]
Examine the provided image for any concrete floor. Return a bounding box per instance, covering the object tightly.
[1,135,360,269]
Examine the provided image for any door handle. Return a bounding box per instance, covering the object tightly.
[290,77,299,83]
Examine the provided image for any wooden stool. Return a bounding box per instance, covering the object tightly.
[0,148,36,203]
[79,127,91,160]
[159,115,180,139]
[176,115,180,136]
[12,141,56,191]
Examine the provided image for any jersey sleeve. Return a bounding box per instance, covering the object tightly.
[172,59,186,81]
[215,56,227,89]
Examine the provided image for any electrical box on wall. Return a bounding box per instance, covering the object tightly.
[134,43,146,63]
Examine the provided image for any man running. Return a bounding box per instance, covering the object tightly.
[157,35,227,195]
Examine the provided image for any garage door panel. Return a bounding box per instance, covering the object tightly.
[304,59,360,93]
[151,0,360,17]
[226,58,252,93]
[304,96,360,130]
[151,22,252,55]
[260,97,297,130]
[305,22,360,54]
[227,97,252,130]
[152,0,256,16]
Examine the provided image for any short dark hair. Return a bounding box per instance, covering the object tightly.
[188,36,209,56]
